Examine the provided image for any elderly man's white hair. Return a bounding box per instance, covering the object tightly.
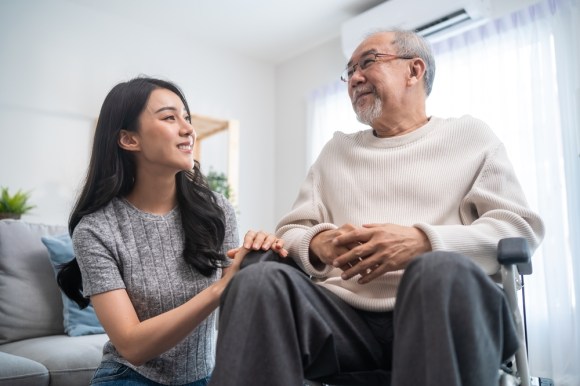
[363,28,436,96]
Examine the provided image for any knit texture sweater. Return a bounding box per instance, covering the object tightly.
[276,115,544,312]
[73,194,238,384]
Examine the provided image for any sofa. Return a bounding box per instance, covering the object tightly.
[0,219,108,386]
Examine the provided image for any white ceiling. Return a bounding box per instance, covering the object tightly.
[65,0,385,64]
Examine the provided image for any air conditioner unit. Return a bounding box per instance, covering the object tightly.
[341,0,538,57]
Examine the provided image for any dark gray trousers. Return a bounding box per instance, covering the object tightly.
[209,251,519,386]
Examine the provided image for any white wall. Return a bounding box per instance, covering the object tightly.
[274,37,346,221]
[0,0,276,235]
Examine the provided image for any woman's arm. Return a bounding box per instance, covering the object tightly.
[92,246,249,366]
[92,229,288,366]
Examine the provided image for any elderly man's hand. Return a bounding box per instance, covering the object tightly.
[309,224,360,269]
[331,223,431,284]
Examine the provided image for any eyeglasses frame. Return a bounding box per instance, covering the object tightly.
[340,52,415,82]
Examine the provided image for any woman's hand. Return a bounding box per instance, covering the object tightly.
[227,230,288,259]
[222,230,288,280]
[220,246,250,282]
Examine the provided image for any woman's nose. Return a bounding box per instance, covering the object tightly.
[180,118,194,135]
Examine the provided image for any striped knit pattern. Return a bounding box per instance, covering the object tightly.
[276,115,544,312]
[74,195,239,384]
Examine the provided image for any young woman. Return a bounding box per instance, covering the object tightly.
[57,76,286,385]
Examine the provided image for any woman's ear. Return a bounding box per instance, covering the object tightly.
[118,130,140,152]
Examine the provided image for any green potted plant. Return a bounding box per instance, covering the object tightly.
[0,186,35,220]
[205,170,232,200]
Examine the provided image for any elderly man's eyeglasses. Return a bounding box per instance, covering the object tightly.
[340,53,414,82]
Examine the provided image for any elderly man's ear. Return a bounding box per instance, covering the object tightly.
[408,59,426,86]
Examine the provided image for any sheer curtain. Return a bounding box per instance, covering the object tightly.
[306,81,366,166]
[306,0,579,383]
[427,1,579,384]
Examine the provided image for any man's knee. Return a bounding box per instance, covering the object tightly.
[406,251,486,282]
[239,260,298,279]
[223,261,301,302]
[399,251,496,305]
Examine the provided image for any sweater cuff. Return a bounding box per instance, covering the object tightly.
[298,223,337,277]
[413,222,446,252]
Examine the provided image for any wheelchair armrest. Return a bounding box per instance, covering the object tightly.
[497,237,533,275]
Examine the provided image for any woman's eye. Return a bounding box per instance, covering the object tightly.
[185,116,192,123]
[163,115,176,121]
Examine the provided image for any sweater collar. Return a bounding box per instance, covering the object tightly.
[116,197,180,221]
[362,116,439,148]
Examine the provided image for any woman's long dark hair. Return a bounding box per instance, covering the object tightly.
[57,77,226,308]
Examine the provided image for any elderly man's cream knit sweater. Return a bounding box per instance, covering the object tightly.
[276,115,544,312]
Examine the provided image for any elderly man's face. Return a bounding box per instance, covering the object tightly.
[347,32,408,125]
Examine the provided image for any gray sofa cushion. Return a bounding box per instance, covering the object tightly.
[41,233,105,337]
[0,220,67,344]
[0,334,108,386]
[0,351,49,386]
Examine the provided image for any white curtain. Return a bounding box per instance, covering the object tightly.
[427,1,579,384]
[306,0,580,383]
[306,81,366,166]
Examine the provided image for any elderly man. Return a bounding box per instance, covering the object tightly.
[209,29,544,386]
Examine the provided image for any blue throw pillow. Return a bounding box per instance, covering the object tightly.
[41,233,105,337]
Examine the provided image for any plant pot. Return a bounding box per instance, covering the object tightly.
[0,213,21,220]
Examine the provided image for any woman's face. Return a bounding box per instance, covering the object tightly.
[125,88,196,175]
